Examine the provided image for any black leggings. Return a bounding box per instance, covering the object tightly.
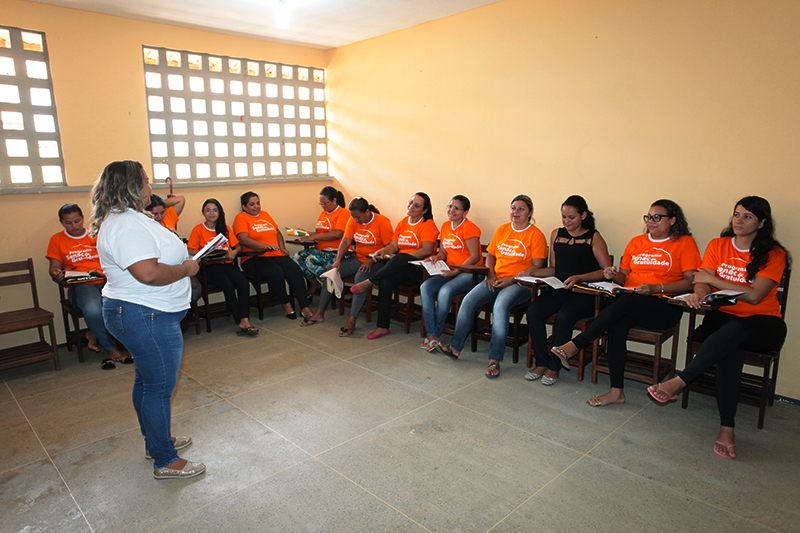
[677,311,786,428]
[242,255,310,309]
[527,289,596,372]
[203,262,250,323]
[370,253,423,329]
[571,293,684,389]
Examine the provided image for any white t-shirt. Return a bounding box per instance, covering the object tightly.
[98,209,190,312]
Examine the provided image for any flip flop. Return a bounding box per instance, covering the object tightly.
[420,339,432,350]
[121,355,134,365]
[714,441,736,459]
[647,384,677,403]
[550,346,573,371]
[435,342,459,359]
[301,316,324,327]
[101,359,116,370]
[339,326,355,337]
[485,361,500,379]
[237,326,259,336]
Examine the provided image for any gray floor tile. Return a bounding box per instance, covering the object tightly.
[0,401,48,474]
[0,459,92,533]
[493,457,769,532]
[230,361,437,455]
[158,459,427,533]
[54,401,309,533]
[277,315,409,359]
[319,400,583,532]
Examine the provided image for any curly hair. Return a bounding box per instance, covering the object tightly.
[650,199,691,240]
[90,160,149,237]
[720,196,789,282]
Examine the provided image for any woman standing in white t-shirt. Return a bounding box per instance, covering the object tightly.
[91,160,205,480]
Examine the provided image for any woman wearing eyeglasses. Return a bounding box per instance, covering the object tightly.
[419,195,483,351]
[551,199,701,407]
[350,192,439,340]
[436,195,547,378]
[292,186,349,295]
[647,196,788,459]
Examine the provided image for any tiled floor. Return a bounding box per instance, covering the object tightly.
[2,308,799,533]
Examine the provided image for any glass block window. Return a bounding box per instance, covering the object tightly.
[143,46,328,182]
[0,26,66,188]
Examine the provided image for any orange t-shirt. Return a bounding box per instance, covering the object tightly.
[487,223,547,279]
[701,237,786,318]
[46,230,104,284]
[392,217,439,253]
[440,219,483,266]
[314,205,350,252]
[233,210,282,262]
[620,234,701,287]
[344,212,394,262]
[188,224,239,261]
[160,206,179,232]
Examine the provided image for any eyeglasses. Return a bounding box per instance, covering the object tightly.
[643,214,665,223]
[447,204,463,211]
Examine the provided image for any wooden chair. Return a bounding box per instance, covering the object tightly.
[57,281,88,362]
[0,259,59,371]
[239,252,289,320]
[681,268,791,429]
[197,256,234,332]
[338,272,375,322]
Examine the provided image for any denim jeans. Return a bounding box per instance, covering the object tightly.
[447,282,532,361]
[73,282,116,352]
[420,272,475,338]
[103,298,186,469]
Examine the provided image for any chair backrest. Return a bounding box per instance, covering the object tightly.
[776,267,791,319]
[0,258,40,309]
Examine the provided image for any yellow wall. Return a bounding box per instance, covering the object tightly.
[3,0,799,397]
[325,0,800,396]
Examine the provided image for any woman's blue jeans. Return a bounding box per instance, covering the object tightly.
[73,282,117,352]
[103,299,186,469]
[420,272,475,338]
[447,282,532,362]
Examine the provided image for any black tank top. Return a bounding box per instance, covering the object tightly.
[553,227,599,282]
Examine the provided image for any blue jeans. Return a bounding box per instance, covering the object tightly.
[420,272,475,338]
[447,282,532,362]
[73,282,117,352]
[103,299,186,469]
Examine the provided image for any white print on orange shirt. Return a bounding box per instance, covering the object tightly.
[251,221,275,233]
[66,245,98,265]
[631,248,671,268]
[397,231,420,248]
[497,240,527,258]
[442,234,465,251]
[316,217,332,232]
[354,230,378,245]
[718,257,748,284]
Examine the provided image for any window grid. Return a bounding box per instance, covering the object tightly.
[0,26,66,188]
[143,46,328,182]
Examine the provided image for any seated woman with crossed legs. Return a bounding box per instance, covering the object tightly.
[647,196,788,459]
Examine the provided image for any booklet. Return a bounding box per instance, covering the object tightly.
[285,227,310,237]
[192,233,228,260]
[575,281,637,296]
[671,289,744,303]
[514,276,567,289]
[63,270,104,284]
[410,260,451,276]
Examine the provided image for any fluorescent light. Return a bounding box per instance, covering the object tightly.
[275,0,291,29]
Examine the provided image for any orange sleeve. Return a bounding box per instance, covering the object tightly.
[46,233,64,263]
[420,219,439,243]
[226,226,239,249]
[232,212,249,237]
[187,224,204,250]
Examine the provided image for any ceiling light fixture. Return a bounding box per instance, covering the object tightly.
[275,0,291,29]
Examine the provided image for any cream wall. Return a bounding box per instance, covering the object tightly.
[325,0,800,397]
[2,0,799,397]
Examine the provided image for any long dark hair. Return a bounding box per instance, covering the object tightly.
[202,198,228,238]
[562,195,595,231]
[413,192,434,222]
[321,186,345,208]
[721,196,789,282]
[651,199,691,240]
[349,197,380,214]
[145,193,165,211]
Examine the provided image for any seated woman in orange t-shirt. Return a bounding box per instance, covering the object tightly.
[302,197,394,337]
[46,203,126,367]
[436,195,547,378]
[187,199,257,336]
[552,199,701,407]
[351,192,439,340]
[233,191,312,320]
[647,196,788,459]
[145,193,185,233]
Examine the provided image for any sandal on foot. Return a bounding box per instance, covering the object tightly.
[237,326,259,336]
[647,384,677,403]
[551,346,573,371]
[485,361,500,379]
[714,441,736,459]
[301,316,323,327]
[435,342,459,359]
[524,371,544,381]
[121,355,134,365]
[339,327,355,337]
[101,359,116,370]
[541,376,558,386]
[420,339,432,350]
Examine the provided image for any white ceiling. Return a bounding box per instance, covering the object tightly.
[30,0,504,49]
